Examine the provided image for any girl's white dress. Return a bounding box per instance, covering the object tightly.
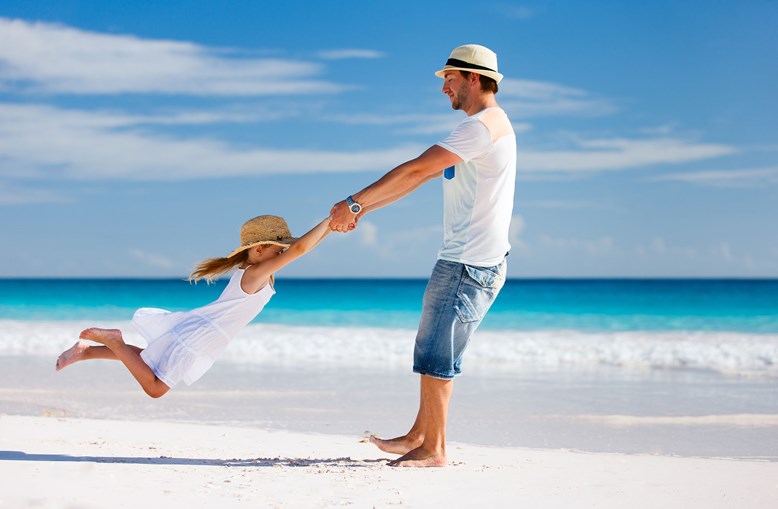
[133,268,274,388]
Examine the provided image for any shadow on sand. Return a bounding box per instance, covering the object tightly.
[0,450,389,468]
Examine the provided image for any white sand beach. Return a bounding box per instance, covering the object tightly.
[2,414,777,509]
[2,350,778,508]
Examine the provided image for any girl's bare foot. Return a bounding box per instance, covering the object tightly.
[55,341,89,371]
[79,328,124,347]
[368,434,423,455]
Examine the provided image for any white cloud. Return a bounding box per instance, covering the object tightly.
[635,238,697,259]
[718,242,734,261]
[640,124,679,136]
[326,111,532,136]
[520,199,604,209]
[500,78,616,118]
[0,18,342,96]
[317,49,385,60]
[648,166,778,188]
[357,220,379,246]
[383,224,442,247]
[493,4,534,19]
[130,249,175,269]
[327,112,455,127]
[0,103,425,181]
[651,237,667,254]
[0,103,738,184]
[539,234,616,256]
[341,223,440,257]
[513,123,533,133]
[509,215,528,253]
[519,136,736,174]
[326,77,614,133]
[328,222,441,262]
[126,108,289,126]
[501,79,586,101]
[325,111,474,136]
[707,243,775,271]
[0,183,70,205]
[586,237,614,255]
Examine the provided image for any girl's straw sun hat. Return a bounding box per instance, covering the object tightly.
[226,215,298,258]
[434,44,504,84]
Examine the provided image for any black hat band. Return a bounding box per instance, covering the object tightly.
[445,58,496,73]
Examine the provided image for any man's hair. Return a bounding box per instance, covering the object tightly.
[460,71,499,94]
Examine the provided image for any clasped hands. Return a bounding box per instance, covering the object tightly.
[329,199,361,233]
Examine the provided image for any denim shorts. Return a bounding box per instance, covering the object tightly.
[413,258,506,379]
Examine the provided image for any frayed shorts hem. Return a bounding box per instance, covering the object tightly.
[412,367,458,380]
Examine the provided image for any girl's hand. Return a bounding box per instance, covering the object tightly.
[329,200,357,233]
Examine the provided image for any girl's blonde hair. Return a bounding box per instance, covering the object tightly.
[189,243,279,285]
[189,250,249,283]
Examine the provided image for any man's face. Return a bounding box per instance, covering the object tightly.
[442,71,471,111]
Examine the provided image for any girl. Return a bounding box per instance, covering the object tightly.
[55,215,330,398]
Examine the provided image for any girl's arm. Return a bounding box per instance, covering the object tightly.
[241,218,331,293]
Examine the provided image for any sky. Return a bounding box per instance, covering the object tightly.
[0,0,776,278]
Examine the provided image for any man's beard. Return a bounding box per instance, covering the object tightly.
[451,81,470,110]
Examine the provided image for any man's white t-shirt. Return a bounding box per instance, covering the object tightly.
[435,107,516,267]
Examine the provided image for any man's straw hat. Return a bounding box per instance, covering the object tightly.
[226,215,298,258]
[434,44,504,84]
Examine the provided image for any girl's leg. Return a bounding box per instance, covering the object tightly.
[76,328,170,398]
[56,341,146,370]
[57,342,113,371]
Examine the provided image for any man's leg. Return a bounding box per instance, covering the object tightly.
[388,374,452,467]
[372,260,459,463]
[369,376,427,454]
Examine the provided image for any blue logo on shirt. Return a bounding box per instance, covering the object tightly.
[444,166,455,180]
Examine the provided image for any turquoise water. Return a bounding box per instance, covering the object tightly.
[5,278,774,457]
[1,278,777,333]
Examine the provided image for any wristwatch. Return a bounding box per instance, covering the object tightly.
[346,195,362,214]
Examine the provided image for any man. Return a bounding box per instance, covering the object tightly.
[330,44,516,467]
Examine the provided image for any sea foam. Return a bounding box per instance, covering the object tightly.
[3,319,777,378]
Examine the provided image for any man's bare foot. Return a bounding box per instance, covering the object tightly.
[368,434,423,455]
[387,445,447,468]
[55,341,89,371]
[79,328,124,347]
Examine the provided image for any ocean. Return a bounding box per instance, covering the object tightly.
[2,277,778,458]
[1,278,777,377]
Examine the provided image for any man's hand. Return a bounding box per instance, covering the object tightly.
[329,200,357,232]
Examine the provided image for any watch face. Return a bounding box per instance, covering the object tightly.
[350,204,361,213]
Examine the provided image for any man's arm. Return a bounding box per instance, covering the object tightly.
[330,145,460,232]
[360,168,442,216]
